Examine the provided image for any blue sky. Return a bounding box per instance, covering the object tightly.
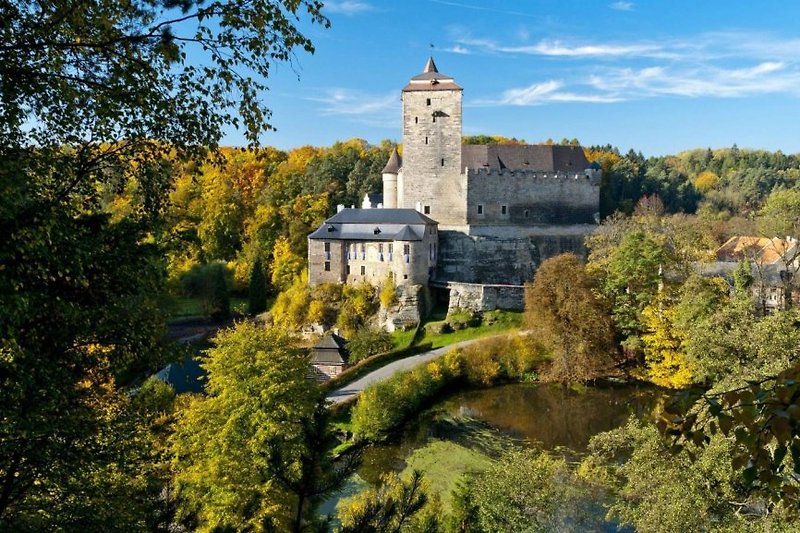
[226,1,800,156]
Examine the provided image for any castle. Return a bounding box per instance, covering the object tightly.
[308,58,601,318]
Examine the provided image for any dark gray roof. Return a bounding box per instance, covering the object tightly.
[461,144,590,173]
[382,148,402,174]
[310,334,348,365]
[323,208,436,225]
[308,224,424,242]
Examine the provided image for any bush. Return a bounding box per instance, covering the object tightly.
[350,333,546,441]
[379,273,397,309]
[347,327,394,364]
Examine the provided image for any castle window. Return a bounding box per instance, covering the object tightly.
[324,242,331,260]
[424,205,430,214]
[324,261,330,272]
[432,115,436,123]
[360,265,365,276]
[477,204,483,215]
[501,205,508,215]
[425,136,428,144]
[524,209,530,218]
[426,98,431,106]
[404,274,408,280]
[378,243,384,261]
[440,158,444,167]
[347,265,351,275]
[404,244,410,254]
[415,117,418,124]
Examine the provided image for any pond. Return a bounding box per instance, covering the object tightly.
[323,381,665,521]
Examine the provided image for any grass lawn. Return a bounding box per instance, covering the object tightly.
[167,296,249,320]
[418,309,523,349]
[390,328,417,349]
[402,439,494,511]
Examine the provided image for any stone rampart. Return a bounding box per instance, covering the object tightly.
[466,168,600,225]
[435,227,592,285]
[446,281,525,312]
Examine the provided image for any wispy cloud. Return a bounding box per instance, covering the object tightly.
[428,0,535,18]
[457,37,672,59]
[479,80,622,106]
[307,89,398,126]
[324,1,374,16]
[589,61,800,98]
[442,45,471,55]
[610,1,634,11]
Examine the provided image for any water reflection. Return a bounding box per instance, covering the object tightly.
[357,382,663,483]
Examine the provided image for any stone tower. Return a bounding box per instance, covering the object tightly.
[398,57,466,227]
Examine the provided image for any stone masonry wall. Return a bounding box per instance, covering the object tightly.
[435,226,593,285]
[447,282,525,312]
[307,239,346,286]
[466,169,600,225]
[400,88,466,226]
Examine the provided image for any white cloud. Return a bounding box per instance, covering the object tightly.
[307,89,398,125]
[443,45,471,55]
[610,1,634,11]
[589,61,800,98]
[457,37,670,59]
[479,80,622,106]
[324,1,373,15]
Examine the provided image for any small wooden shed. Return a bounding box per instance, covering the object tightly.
[309,333,349,382]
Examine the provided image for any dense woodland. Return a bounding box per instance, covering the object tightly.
[5,0,800,531]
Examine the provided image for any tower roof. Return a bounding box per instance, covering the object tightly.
[423,56,438,74]
[382,147,402,174]
[405,56,461,90]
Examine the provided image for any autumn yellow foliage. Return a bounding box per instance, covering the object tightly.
[641,297,695,388]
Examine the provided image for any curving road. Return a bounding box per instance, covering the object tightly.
[326,337,498,404]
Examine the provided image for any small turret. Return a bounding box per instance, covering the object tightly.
[382,147,401,208]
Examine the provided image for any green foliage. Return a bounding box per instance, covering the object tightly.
[247,256,269,315]
[350,335,544,441]
[170,322,321,531]
[336,471,433,533]
[455,449,602,532]
[461,135,526,145]
[179,261,232,319]
[525,254,618,382]
[347,327,394,364]
[583,420,758,532]
[603,230,665,338]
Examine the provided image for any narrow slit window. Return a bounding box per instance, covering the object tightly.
[441,158,445,167]
[524,209,530,218]
[425,136,428,144]
[432,115,436,123]
[415,116,418,124]
[501,205,508,215]
[360,265,365,276]
[423,205,431,214]
[324,261,330,272]
[426,98,431,106]
[477,204,483,215]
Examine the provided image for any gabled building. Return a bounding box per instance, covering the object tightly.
[308,333,349,381]
[307,207,438,287]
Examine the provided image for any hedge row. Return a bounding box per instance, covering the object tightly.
[350,334,545,441]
